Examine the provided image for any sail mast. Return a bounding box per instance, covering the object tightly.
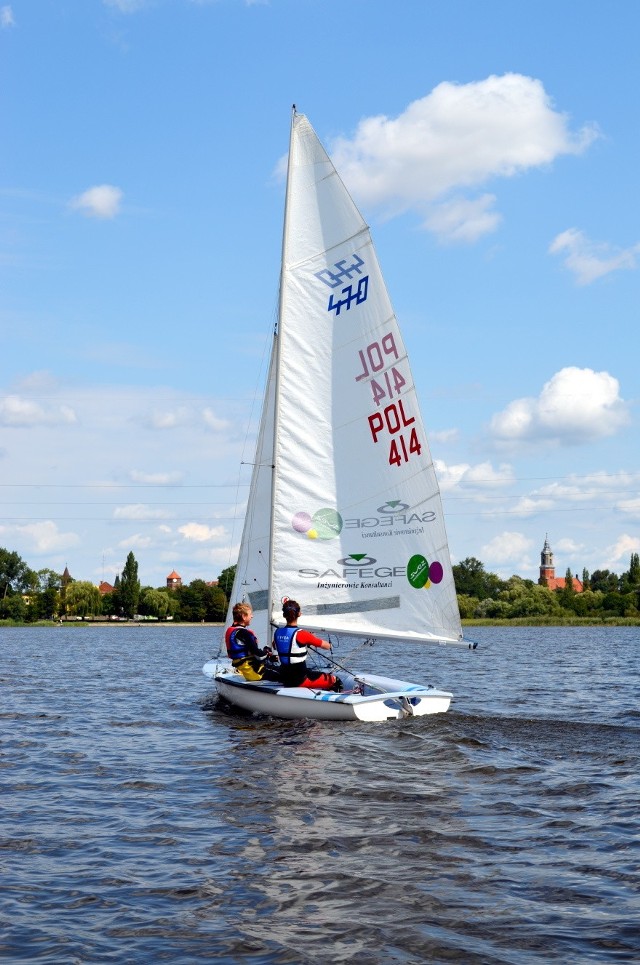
[267,106,297,631]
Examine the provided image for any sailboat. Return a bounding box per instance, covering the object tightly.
[203,110,476,721]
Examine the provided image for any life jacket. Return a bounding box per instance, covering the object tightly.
[273,625,306,667]
[225,624,258,661]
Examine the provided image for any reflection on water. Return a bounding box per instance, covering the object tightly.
[1,625,639,963]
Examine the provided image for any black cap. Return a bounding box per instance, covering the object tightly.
[283,599,300,618]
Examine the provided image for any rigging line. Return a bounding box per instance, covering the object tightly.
[440,471,640,484]
[226,321,275,574]
[445,506,619,517]
[0,515,242,522]
[0,391,254,402]
[234,550,270,609]
[1,503,627,523]
[2,472,637,490]
[444,488,640,500]
[302,632,367,675]
[0,483,244,489]
[0,501,237,506]
[327,633,377,667]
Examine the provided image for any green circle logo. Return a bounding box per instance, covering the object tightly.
[312,508,343,539]
[407,554,429,589]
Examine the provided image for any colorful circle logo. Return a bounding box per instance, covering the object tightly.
[292,508,343,540]
[407,554,444,589]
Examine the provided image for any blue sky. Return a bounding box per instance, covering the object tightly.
[1,0,638,590]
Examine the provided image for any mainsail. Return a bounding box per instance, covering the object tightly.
[230,112,462,646]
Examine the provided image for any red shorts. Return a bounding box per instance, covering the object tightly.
[296,671,336,691]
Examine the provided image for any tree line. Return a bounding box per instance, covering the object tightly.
[453,554,640,620]
[1,545,639,624]
[0,547,236,624]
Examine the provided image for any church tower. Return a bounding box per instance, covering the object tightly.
[166,570,182,590]
[539,535,555,586]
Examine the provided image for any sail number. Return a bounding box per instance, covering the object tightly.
[327,276,368,316]
[315,254,369,317]
[315,254,365,288]
[368,400,422,467]
[355,333,407,406]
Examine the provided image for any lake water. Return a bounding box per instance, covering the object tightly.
[1,625,639,963]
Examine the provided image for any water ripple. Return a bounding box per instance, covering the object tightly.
[1,625,639,963]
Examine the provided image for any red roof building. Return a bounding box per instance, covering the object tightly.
[167,570,182,590]
[538,536,583,592]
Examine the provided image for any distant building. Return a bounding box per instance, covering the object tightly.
[167,570,182,590]
[538,535,583,592]
[98,581,115,595]
[60,566,73,617]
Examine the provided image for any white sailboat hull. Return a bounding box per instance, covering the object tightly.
[203,660,452,722]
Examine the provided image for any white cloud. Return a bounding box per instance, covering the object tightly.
[490,367,630,445]
[14,370,60,392]
[147,407,191,430]
[423,194,502,244]
[1,5,15,28]
[70,184,123,219]
[506,472,640,519]
[534,481,596,501]
[481,531,533,565]
[603,534,640,569]
[0,371,251,587]
[434,458,514,491]
[146,406,230,432]
[549,228,640,284]
[434,460,471,491]
[130,469,185,485]
[178,522,226,542]
[555,537,585,555]
[113,504,169,520]
[618,497,640,518]
[202,407,230,432]
[430,428,459,444]
[0,395,77,427]
[509,496,556,517]
[462,462,515,488]
[537,471,639,498]
[116,533,153,549]
[0,521,80,555]
[328,73,598,242]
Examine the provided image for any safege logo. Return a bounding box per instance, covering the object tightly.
[300,552,445,589]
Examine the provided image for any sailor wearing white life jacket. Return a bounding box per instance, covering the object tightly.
[273,599,341,691]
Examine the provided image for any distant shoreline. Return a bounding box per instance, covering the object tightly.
[462,617,640,627]
[0,620,224,628]
[2,618,639,629]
